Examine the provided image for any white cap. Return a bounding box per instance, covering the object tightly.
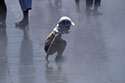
[53,16,75,34]
[58,16,75,26]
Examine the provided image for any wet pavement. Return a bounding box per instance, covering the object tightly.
[0,0,125,83]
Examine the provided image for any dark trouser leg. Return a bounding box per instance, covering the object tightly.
[86,0,93,8]
[85,0,93,16]
[75,0,80,7]
[94,0,101,11]
[75,0,80,4]
[23,10,29,23]
[0,0,7,26]
[93,0,102,15]
[75,0,80,12]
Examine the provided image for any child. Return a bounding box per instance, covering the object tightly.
[44,16,75,61]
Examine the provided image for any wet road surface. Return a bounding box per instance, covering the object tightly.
[0,0,125,83]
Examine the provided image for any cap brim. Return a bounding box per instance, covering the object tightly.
[71,22,75,26]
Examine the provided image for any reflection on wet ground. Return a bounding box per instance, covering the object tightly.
[45,60,67,83]
[18,26,35,83]
[0,0,125,83]
[0,26,8,83]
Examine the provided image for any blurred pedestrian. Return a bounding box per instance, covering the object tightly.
[86,0,101,15]
[0,0,7,27]
[15,0,32,27]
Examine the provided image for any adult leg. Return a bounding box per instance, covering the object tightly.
[75,0,80,12]
[86,0,93,9]
[15,0,32,27]
[93,0,102,15]
[15,10,29,26]
[94,0,101,11]
[75,0,80,6]
[85,0,94,16]
[0,0,7,26]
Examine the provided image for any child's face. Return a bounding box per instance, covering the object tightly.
[58,20,71,29]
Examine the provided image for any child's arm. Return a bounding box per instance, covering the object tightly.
[46,33,60,61]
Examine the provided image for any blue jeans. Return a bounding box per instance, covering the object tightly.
[19,0,32,11]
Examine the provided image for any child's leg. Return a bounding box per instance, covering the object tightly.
[44,44,57,55]
[56,39,67,59]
